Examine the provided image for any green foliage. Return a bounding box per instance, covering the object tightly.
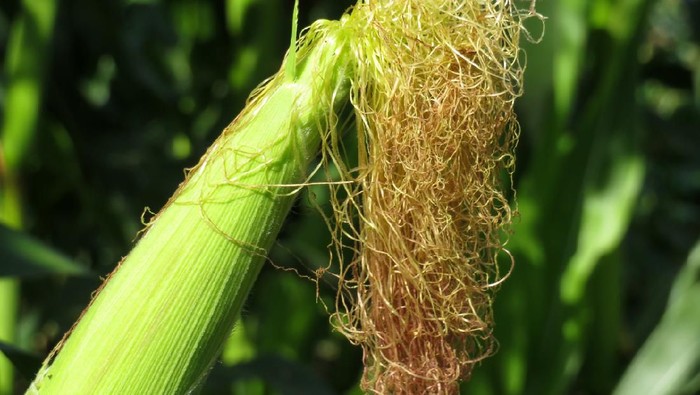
[0,224,88,278]
[0,0,698,394]
[1,0,58,392]
[614,240,700,395]
[459,1,700,395]
[0,342,40,383]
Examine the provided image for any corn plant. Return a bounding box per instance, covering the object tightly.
[22,1,534,393]
[2,0,699,394]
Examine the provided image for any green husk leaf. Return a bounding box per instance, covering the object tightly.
[27,20,352,394]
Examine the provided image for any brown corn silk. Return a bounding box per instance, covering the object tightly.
[325,1,527,393]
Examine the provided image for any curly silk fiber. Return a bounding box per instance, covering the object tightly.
[324,1,532,393]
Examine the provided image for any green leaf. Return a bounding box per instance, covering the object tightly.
[206,355,336,395]
[614,239,700,395]
[560,152,645,304]
[0,341,42,381]
[0,223,89,278]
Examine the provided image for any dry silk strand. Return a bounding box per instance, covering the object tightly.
[322,1,533,393]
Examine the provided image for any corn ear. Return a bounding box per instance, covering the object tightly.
[27,20,351,394]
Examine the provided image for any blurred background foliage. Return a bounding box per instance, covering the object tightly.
[0,0,699,394]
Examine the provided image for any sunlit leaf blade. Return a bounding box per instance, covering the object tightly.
[0,223,88,278]
[614,240,700,395]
